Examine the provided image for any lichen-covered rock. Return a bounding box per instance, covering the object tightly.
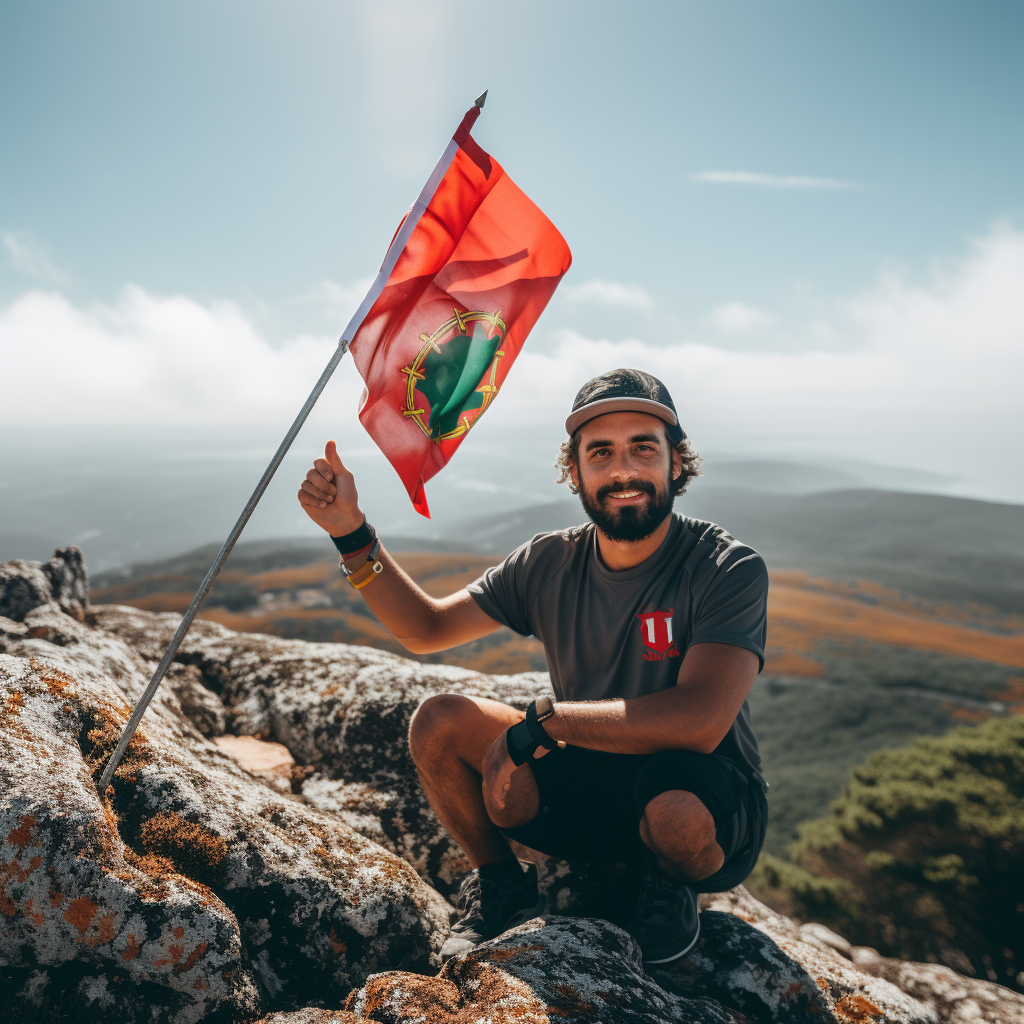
[0,547,89,622]
[338,910,945,1024]
[347,916,739,1024]
[254,1011,367,1024]
[1,563,450,1024]
[93,602,546,894]
[698,887,1024,1024]
[849,945,1024,1024]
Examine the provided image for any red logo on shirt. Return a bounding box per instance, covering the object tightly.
[636,610,680,661]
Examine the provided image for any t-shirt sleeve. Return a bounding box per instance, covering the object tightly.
[466,539,536,637]
[688,547,769,671]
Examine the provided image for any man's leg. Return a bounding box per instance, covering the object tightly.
[410,694,547,960]
[408,693,539,867]
[638,790,725,882]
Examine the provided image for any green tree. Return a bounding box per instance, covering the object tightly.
[750,715,1024,989]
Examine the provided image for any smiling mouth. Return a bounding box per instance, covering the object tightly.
[606,489,645,500]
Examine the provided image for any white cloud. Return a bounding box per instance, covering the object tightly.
[560,279,654,310]
[708,302,775,335]
[0,286,348,425]
[3,231,68,282]
[691,170,860,191]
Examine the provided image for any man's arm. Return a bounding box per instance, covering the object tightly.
[482,641,759,811]
[538,642,759,755]
[297,440,502,653]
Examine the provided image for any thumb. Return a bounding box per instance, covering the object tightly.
[325,439,345,474]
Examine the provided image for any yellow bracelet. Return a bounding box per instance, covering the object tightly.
[347,556,384,589]
[341,538,384,590]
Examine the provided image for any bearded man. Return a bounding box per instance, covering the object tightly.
[297,368,769,966]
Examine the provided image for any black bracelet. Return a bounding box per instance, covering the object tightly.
[331,517,375,557]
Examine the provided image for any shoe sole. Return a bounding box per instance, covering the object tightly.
[642,915,701,965]
[440,894,547,963]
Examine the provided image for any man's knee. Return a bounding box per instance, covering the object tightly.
[639,789,723,880]
[483,763,539,830]
[408,693,473,765]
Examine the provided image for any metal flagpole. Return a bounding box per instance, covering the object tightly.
[97,91,488,796]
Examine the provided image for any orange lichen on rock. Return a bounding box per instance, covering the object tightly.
[64,896,99,932]
[22,897,45,926]
[138,811,228,880]
[834,992,884,1022]
[7,814,36,849]
[28,659,77,697]
[177,941,208,973]
[328,927,347,954]
[122,933,140,960]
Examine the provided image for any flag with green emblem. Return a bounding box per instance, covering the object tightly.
[348,99,572,516]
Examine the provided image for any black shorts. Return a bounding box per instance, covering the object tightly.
[499,746,769,893]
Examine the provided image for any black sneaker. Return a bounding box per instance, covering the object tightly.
[628,858,701,965]
[440,861,545,961]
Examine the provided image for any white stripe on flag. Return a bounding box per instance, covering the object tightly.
[339,138,461,347]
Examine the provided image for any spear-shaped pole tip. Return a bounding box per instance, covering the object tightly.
[474,90,488,109]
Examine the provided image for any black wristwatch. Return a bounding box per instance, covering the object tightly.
[506,697,558,766]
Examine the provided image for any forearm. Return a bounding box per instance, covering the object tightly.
[541,689,720,756]
[341,545,496,653]
[343,546,445,652]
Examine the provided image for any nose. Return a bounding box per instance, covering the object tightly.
[608,449,639,480]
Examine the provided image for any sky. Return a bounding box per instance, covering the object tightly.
[2,0,1023,555]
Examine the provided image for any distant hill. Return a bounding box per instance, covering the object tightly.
[439,488,1024,614]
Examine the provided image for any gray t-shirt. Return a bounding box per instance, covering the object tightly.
[467,514,768,777]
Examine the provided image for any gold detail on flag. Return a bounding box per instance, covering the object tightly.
[403,309,508,443]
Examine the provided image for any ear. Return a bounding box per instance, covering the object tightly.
[568,459,579,493]
[670,444,684,483]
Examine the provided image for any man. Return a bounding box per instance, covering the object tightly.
[297,368,769,966]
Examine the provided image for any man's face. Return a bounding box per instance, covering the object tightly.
[569,411,683,542]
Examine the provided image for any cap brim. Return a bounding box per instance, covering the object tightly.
[565,397,679,436]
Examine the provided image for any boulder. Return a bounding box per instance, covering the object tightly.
[1,562,450,1024]
[0,547,89,622]
[91,601,547,896]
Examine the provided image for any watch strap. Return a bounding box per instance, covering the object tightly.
[505,719,538,766]
[505,698,558,767]
[525,698,558,751]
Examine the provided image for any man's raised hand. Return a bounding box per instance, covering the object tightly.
[297,440,364,538]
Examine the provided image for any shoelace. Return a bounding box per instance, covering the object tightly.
[455,873,483,914]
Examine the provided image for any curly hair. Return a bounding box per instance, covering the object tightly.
[555,428,703,496]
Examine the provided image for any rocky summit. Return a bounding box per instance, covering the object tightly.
[2,549,1022,1024]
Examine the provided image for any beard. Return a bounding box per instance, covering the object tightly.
[578,473,676,542]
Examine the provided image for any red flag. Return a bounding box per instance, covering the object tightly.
[347,101,572,517]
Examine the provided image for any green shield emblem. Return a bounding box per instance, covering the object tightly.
[402,309,507,442]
